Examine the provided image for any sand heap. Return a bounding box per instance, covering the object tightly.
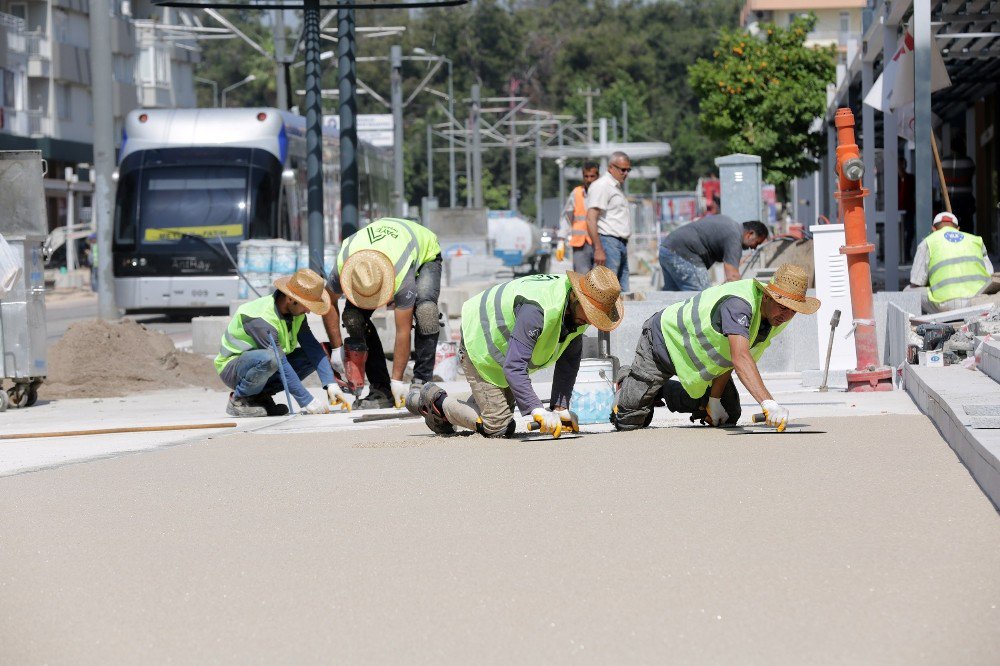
[40,319,224,399]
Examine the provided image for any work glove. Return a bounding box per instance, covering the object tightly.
[555,241,566,262]
[329,346,345,376]
[301,396,331,415]
[529,407,562,438]
[554,408,580,433]
[327,385,351,412]
[390,379,409,409]
[706,397,728,427]
[760,399,789,433]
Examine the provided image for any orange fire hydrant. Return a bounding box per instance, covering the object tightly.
[835,108,893,391]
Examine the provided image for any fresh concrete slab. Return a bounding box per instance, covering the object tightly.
[1,413,998,664]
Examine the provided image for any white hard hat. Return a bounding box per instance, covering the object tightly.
[932,212,958,227]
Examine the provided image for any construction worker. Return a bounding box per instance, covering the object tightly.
[323,217,443,410]
[910,211,993,314]
[557,162,600,272]
[612,263,819,433]
[216,268,348,417]
[413,266,623,438]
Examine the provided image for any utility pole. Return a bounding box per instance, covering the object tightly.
[622,100,630,196]
[427,122,433,200]
[304,0,324,273]
[534,118,542,225]
[338,7,358,240]
[447,59,456,208]
[471,84,483,208]
[509,104,517,211]
[89,0,118,319]
[465,117,472,208]
[391,45,404,216]
[557,124,565,206]
[578,86,600,145]
[274,9,287,110]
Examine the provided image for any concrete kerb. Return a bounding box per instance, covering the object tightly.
[903,364,1000,511]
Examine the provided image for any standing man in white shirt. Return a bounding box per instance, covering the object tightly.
[586,151,632,291]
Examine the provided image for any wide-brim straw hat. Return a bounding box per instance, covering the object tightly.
[274,268,332,316]
[567,265,625,332]
[340,249,395,310]
[754,263,820,315]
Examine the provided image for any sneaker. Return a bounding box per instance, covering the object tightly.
[226,393,267,418]
[250,393,290,416]
[354,386,394,410]
[418,382,455,434]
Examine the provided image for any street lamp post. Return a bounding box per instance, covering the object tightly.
[194,76,219,108]
[221,74,256,108]
[413,47,455,208]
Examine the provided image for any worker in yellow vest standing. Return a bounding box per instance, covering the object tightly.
[612,264,819,432]
[412,266,623,438]
[557,162,600,272]
[909,212,994,314]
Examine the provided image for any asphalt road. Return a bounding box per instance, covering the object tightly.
[1,414,998,664]
[44,292,195,345]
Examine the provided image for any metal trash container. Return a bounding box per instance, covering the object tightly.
[0,150,49,411]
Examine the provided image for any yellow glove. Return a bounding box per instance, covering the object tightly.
[555,241,566,262]
[529,408,562,438]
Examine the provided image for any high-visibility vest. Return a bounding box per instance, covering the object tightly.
[926,227,990,305]
[659,279,786,399]
[568,186,591,248]
[214,293,303,374]
[337,217,442,293]
[461,274,588,388]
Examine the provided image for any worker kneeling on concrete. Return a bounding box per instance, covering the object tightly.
[323,217,443,410]
[414,267,623,437]
[612,264,820,432]
[216,269,346,417]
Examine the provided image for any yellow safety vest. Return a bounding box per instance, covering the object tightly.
[926,227,990,305]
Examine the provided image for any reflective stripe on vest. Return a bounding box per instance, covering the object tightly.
[568,186,591,248]
[338,218,437,293]
[213,293,304,374]
[659,280,786,398]
[461,274,587,388]
[925,228,990,304]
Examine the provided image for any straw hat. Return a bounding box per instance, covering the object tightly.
[567,266,625,332]
[340,249,395,310]
[754,263,820,315]
[274,268,332,316]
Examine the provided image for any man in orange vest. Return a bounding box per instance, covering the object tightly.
[557,162,600,272]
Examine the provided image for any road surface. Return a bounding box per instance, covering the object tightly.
[1,413,998,664]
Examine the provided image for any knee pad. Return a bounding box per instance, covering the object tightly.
[611,405,654,431]
[414,300,441,336]
[341,308,367,339]
[476,419,516,439]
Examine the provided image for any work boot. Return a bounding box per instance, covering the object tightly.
[405,379,426,416]
[250,393,290,417]
[226,393,267,418]
[354,386,394,410]
[418,381,455,435]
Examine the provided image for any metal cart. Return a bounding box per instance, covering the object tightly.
[0,151,49,411]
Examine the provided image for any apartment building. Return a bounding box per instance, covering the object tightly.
[742,0,867,61]
[0,0,199,233]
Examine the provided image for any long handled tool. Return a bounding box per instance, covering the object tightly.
[819,309,842,392]
[0,422,237,441]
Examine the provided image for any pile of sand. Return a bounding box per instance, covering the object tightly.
[40,319,224,399]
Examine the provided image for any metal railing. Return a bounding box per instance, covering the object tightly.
[26,31,49,59]
[27,110,52,136]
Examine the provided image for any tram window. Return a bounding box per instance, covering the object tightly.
[115,170,138,244]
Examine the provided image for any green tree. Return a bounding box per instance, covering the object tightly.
[688,14,836,199]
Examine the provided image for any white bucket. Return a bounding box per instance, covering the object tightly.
[433,341,458,381]
[272,241,298,274]
[243,271,272,298]
[570,357,616,425]
[297,244,311,272]
[243,241,272,273]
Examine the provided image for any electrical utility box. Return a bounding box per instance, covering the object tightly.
[714,153,762,223]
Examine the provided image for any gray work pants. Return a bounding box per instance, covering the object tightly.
[614,325,741,430]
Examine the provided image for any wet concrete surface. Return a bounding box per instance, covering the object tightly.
[2,414,999,664]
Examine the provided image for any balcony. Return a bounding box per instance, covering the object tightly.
[27,110,52,137]
[26,32,51,78]
[0,12,26,54]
